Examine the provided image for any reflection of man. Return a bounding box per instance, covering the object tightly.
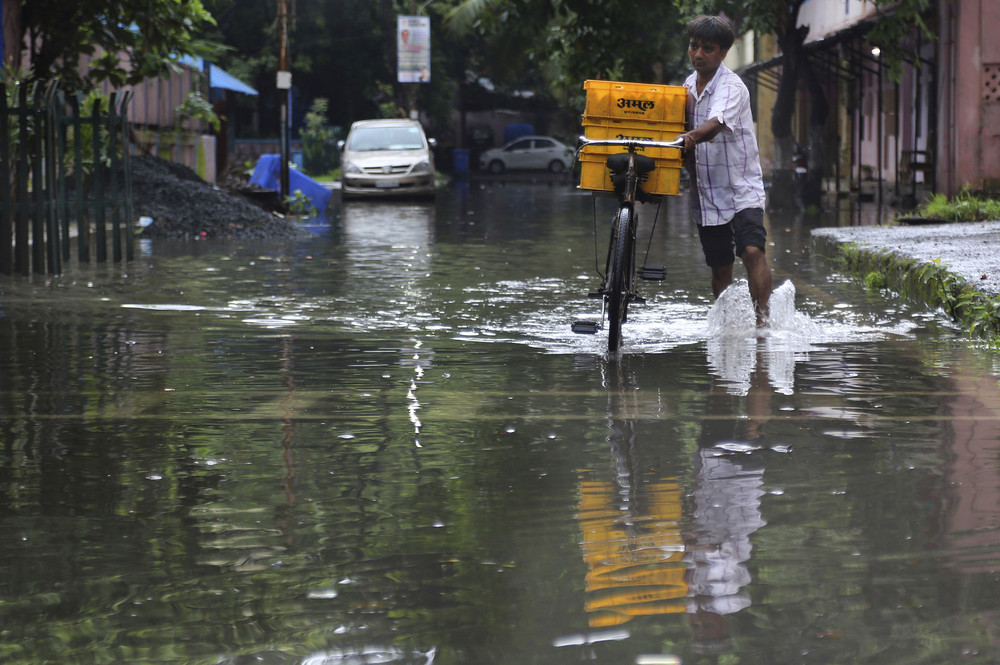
[685,447,764,614]
[684,368,769,653]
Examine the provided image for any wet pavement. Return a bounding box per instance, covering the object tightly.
[813,220,1000,296]
[2,179,1000,664]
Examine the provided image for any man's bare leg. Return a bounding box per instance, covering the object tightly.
[741,246,772,325]
[710,263,734,298]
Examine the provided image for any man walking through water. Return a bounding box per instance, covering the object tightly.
[677,15,771,325]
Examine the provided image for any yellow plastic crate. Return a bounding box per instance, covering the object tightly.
[580,117,685,160]
[583,80,687,123]
[578,154,682,196]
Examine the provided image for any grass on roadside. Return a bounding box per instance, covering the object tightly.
[899,189,1000,223]
[839,243,1000,345]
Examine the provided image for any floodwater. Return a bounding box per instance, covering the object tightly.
[2,176,1000,664]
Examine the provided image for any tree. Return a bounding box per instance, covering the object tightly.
[300,98,340,175]
[201,0,433,138]
[444,0,689,105]
[18,0,221,91]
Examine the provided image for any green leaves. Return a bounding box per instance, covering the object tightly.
[443,0,686,104]
[300,99,341,176]
[20,0,221,91]
[901,190,1000,224]
[840,245,1000,345]
[868,0,934,82]
[175,91,220,132]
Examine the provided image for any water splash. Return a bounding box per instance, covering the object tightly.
[707,279,818,339]
[704,279,917,395]
[705,281,826,395]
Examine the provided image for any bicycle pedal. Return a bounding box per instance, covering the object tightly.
[629,295,646,305]
[588,291,605,299]
[572,320,600,334]
[639,265,667,280]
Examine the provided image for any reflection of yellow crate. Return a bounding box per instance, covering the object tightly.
[584,80,687,123]
[580,117,685,160]
[578,154,682,196]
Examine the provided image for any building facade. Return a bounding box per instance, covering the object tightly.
[738,0,999,203]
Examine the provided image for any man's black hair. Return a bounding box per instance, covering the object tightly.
[687,15,736,51]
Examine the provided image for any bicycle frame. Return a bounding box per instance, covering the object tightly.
[573,136,684,352]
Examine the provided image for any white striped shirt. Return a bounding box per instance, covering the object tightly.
[684,64,766,226]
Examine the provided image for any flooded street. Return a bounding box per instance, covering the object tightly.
[3,178,1000,664]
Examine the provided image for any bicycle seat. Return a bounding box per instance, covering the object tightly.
[605,153,656,175]
[607,153,659,202]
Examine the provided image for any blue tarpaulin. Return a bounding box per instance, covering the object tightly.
[209,66,258,96]
[179,56,258,96]
[250,154,332,215]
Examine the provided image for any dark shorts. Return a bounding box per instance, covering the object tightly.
[696,208,767,268]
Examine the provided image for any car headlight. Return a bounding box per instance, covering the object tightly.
[342,162,362,174]
[411,161,432,174]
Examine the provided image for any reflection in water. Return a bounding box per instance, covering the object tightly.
[342,200,436,449]
[299,645,438,665]
[280,336,297,507]
[578,421,686,628]
[217,645,438,665]
[7,184,1000,663]
[402,339,432,447]
[337,200,438,335]
[574,351,774,658]
[686,428,767,654]
[341,200,435,254]
[938,351,1000,573]
[687,346,772,656]
[583,330,788,653]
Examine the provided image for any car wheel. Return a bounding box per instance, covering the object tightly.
[489,160,505,174]
[548,160,566,173]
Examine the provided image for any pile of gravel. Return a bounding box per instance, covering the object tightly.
[129,154,312,240]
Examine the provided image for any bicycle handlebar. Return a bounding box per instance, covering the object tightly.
[577,135,684,154]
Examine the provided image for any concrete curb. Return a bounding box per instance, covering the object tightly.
[811,221,1000,340]
[812,221,1000,298]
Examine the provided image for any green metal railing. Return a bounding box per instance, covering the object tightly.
[1,84,133,275]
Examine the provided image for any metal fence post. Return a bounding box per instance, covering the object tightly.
[0,84,11,274]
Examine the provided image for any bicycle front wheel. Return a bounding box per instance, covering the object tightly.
[606,205,633,352]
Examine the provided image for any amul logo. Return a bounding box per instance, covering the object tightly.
[616,133,653,149]
[616,98,656,111]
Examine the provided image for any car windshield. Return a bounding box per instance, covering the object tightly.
[348,126,424,151]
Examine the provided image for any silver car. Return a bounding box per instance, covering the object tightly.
[478,135,575,173]
[339,119,437,198]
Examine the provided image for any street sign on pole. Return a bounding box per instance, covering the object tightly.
[397,16,431,83]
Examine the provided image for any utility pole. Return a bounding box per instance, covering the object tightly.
[277,0,291,198]
[409,0,418,118]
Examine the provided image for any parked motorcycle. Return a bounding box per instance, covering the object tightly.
[791,142,809,204]
[792,142,808,185]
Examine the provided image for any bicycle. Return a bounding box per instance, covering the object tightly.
[572,135,685,353]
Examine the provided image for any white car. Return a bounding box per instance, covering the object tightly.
[479,136,575,173]
[338,119,437,198]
